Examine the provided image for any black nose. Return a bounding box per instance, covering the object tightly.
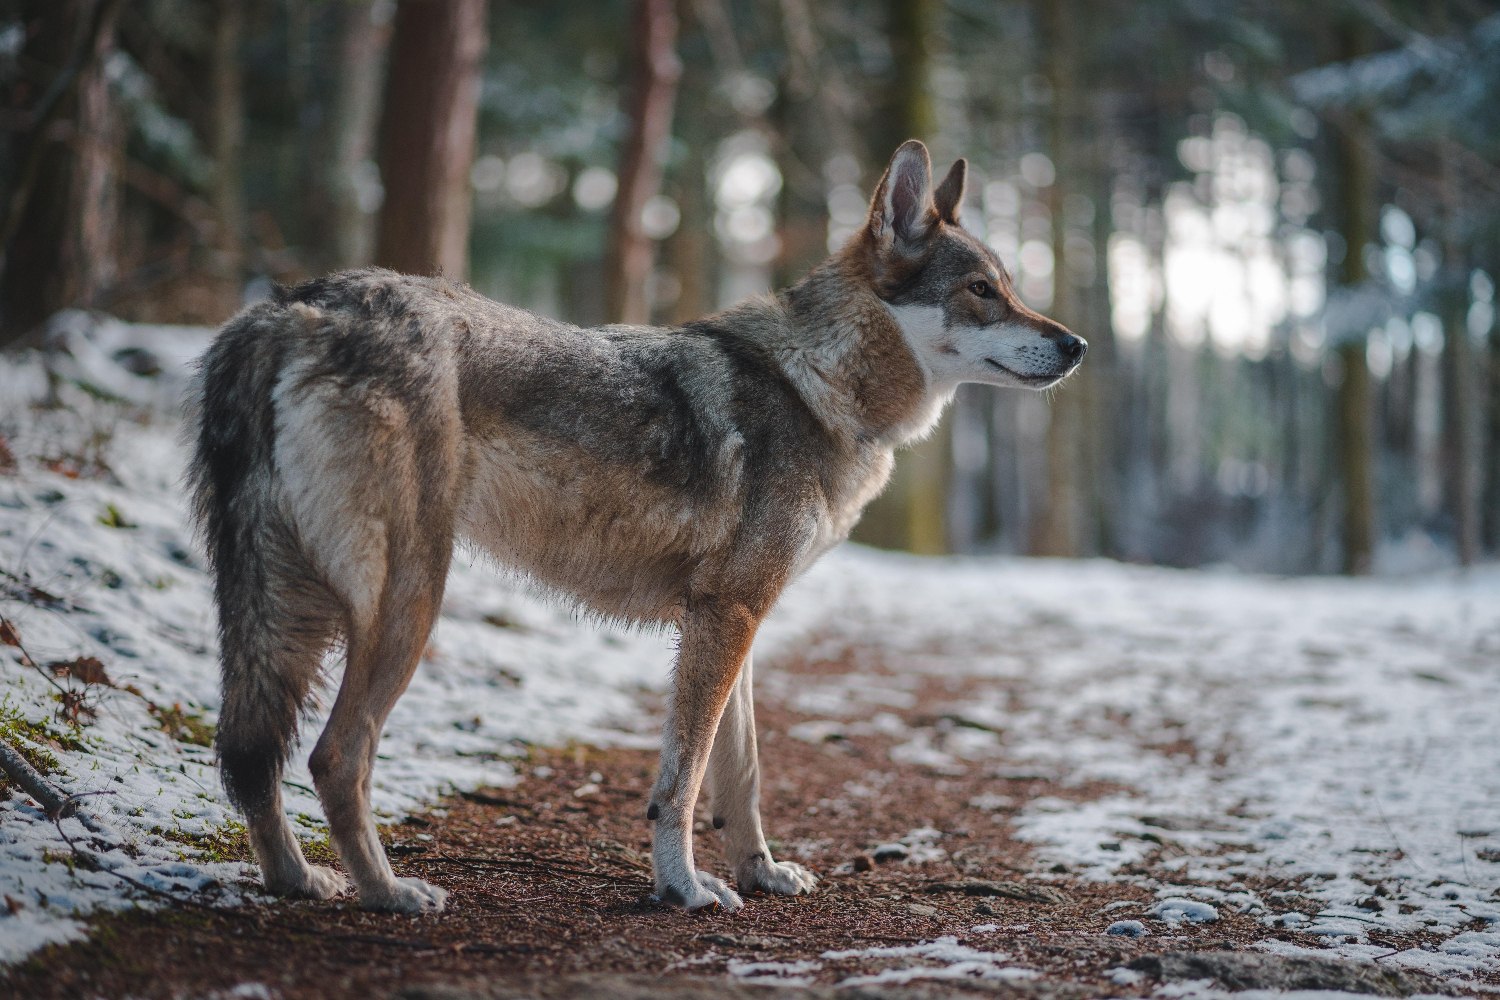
[1058,333,1087,362]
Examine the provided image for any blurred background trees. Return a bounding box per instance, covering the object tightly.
[2,0,1496,575]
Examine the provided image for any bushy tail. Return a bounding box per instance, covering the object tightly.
[187,306,311,817]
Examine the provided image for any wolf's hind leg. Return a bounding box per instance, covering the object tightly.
[706,654,817,897]
[308,558,449,914]
[249,799,348,901]
[214,545,348,901]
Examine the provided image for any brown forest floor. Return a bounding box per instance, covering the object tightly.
[1,643,1488,1000]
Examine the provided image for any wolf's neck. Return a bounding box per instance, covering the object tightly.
[762,260,950,447]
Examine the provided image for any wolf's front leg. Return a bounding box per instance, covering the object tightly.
[707,653,818,897]
[648,598,762,911]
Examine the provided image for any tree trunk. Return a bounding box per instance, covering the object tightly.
[666,134,712,325]
[1335,340,1375,573]
[1330,21,1377,575]
[1484,323,1500,555]
[1030,0,1085,557]
[1438,153,1481,566]
[851,0,950,555]
[0,0,121,345]
[373,0,487,280]
[210,0,246,281]
[324,0,392,271]
[604,0,681,324]
[1084,118,1117,557]
[664,6,712,325]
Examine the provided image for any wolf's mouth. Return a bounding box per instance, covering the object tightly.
[983,357,1070,386]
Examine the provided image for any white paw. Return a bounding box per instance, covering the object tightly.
[361,876,448,914]
[265,863,348,900]
[737,855,818,896]
[302,864,350,900]
[656,870,744,911]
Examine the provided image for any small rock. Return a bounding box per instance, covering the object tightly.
[1148,897,1219,924]
[872,843,909,862]
[851,853,875,873]
[906,903,939,917]
[1106,920,1150,938]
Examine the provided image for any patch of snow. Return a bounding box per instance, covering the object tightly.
[725,958,821,985]
[1149,897,1220,925]
[967,792,1014,811]
[822,936,1038,988]
[895,826,947,865]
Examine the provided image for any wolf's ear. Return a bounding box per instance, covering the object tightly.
[869,140,936,247]
[934,158,967,224]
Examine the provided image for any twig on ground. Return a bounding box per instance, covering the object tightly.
[0,743,113,835]
[0,739,75,817]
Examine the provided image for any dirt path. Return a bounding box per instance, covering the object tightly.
[1,641,1482,999]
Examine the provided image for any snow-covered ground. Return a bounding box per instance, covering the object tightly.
[2,318,1497,989]
[762,552,1500,986]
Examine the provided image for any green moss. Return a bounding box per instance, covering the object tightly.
[287,813,336,864]
[153,820,251,864]
[97,503,135,529]
[147,702,214,747]
[0,699,83,775]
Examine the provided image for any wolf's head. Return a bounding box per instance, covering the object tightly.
[856,140,1085,390]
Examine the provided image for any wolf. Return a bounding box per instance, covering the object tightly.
[187,140,1084,914]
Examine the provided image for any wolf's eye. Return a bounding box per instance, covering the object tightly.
[968,280,995,298]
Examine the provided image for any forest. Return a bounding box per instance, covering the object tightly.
[4,4,1500,995]
[3,0,1498,574]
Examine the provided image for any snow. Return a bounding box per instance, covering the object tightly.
[3,317,1499,989]
[820,937,1039,987]
[726,957,821,986]
[1149,898,1220,925]
[717,937,1040,988]
[760,552,1500,985]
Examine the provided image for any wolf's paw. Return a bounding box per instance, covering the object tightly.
[656,870,744,912]
[265,864,348,900]
[361,876,448,914]
[301,864,350,900]
[737,855,818,896]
